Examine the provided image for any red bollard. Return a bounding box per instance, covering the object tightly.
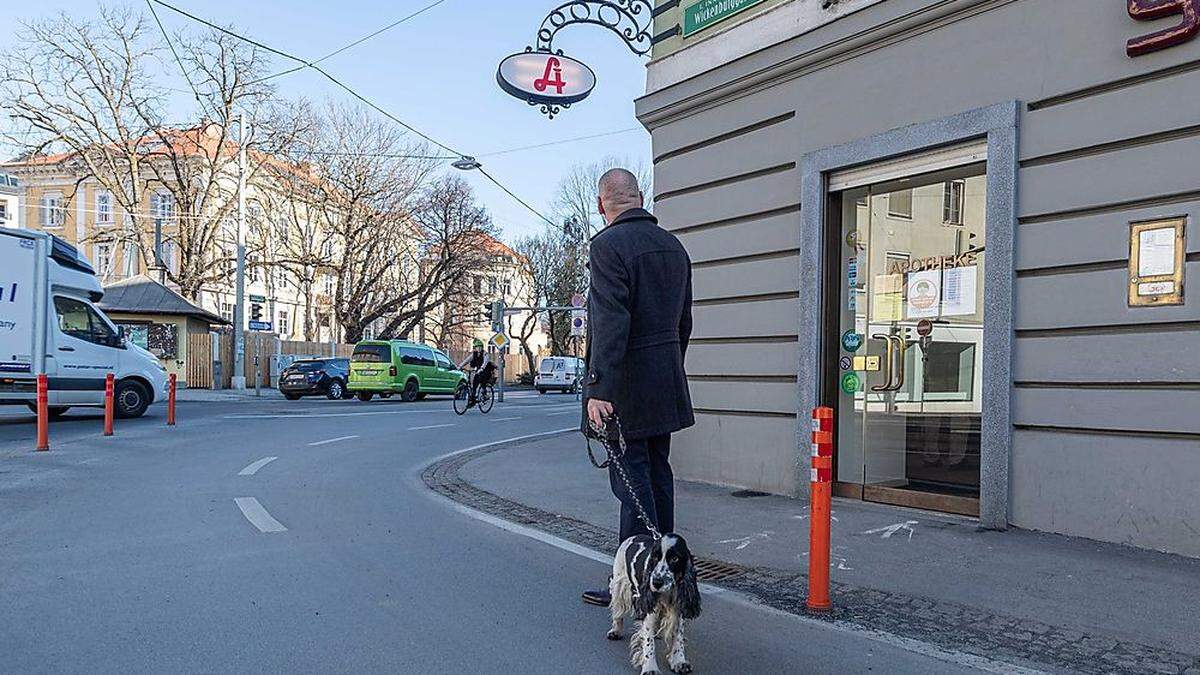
[807,406,834,612]
[167,373,176,426]
[103,373,115,436]
[36,374,49,451]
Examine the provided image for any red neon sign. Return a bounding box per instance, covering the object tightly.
[534,57,566,94]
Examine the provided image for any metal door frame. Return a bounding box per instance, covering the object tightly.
[799,102,1019,530]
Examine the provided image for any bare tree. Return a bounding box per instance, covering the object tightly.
[513,228,580,363]
[553,155,652,238]
[0,8,305,299]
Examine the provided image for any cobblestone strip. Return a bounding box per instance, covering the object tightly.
[423,442,1200,675]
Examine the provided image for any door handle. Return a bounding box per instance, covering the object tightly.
[888,336,906,392]
[870,334,894,392]
[58,346,75,352]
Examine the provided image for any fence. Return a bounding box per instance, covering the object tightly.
[184,331,354,389]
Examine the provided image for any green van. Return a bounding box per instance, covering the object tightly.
[347,340,467,402]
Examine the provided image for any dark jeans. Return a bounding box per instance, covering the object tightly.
[609,433,674,541]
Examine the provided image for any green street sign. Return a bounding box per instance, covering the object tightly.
[841,372,861,395]
[249,294,267,303]
[683,0,767,37]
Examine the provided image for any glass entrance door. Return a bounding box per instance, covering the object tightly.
[833,164,987,515]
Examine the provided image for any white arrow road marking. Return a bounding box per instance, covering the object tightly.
[862,520,918,540]
[238,457,278,476]
[234,497,287,533]
[408,423,455,431]
[308,435,359,447]
[718,531,775,550]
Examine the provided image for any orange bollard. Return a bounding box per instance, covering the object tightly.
[35,374,49,451]
[103,373,114,436]
[807,406,834,612]
[167,373,176,426]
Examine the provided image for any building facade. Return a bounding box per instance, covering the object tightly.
[0,172,22,229]
[642,0,1199,557]
[4,129,342,344]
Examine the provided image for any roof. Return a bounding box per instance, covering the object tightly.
[98,275,228,325]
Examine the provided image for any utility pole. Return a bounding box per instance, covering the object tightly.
[231,111,248,390]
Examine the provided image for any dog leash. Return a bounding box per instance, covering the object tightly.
[587,414,662,541]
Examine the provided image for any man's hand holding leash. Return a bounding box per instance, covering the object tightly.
[587,398,615,430]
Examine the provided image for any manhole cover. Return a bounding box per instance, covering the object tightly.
[693,559,746,582]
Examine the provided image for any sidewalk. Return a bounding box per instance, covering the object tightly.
[443,434,1200,674]
[176,387,285,402]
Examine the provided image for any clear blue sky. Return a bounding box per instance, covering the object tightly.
[0,0,652,241]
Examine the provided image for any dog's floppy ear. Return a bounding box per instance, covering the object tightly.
[634,571,657,618]
[676,554,702,621]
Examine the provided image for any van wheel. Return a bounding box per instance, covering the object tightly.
[537,388,547,395]
[357,392,373,402]
[400,379,419,402]
[114,379,150,419]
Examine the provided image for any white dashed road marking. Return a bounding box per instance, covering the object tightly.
[490,417,522,422]
[238,457,279,476]
[234,497,288,533]
[308,435,360,447]
[408,423,456,431]
[546,410,578,416]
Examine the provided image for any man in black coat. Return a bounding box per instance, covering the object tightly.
[580,168,694,607]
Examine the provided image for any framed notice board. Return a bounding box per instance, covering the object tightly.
[1128,217,1186,307]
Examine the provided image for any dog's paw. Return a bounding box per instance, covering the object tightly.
[670,662,693,674]
[606,629,624,641]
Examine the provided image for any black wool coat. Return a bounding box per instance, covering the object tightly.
[581,208,695,440]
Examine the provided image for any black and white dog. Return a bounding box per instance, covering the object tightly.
[607,533,702,674]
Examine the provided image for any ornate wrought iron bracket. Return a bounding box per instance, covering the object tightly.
[534,0,678,57]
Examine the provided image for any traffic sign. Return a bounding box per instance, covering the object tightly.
[249,294,267,303]
[490,333,509,349]
[249,321,273,332]
[570,309,587,337]
[916,319,934,337]
[571,293,586,308]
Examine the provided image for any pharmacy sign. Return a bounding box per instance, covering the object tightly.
[683,0,767,37]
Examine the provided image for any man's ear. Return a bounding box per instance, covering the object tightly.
[597,195,606,218]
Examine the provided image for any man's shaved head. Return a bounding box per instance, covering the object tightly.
[597,167,644,224]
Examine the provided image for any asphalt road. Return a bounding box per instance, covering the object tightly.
[0,393,995,674]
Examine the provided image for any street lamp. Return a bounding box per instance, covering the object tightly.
[452,156,482,171]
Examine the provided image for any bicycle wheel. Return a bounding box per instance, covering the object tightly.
[452,383,470,416]
[478,385,495,414]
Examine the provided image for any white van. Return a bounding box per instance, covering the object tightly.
[535,356,584,394]
[0,228,167,418]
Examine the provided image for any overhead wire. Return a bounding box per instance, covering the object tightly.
[248,0,450,86]
[146,0,559,229]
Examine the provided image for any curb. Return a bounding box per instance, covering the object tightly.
[420,432,1200,675]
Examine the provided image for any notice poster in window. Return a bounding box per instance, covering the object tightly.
[941,266,978,317]
[872,274,903,322]
[1138,227,1176,277]
[905,270,941,319]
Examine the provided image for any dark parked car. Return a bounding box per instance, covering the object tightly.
[279,358,352,400]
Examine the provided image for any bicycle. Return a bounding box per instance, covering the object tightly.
[453,380,494,415]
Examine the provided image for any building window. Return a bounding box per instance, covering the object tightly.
[94,243,115,281]
[278,310,290,335]
[151,191,174,225]
[321,239,334,260]
[123,242,139,277]
[221,302,233,322]
[323,273,335,296]
[96,190,114,225]
[41,194,65,228]
[160,240,178,274]
[274,216,288,243]
[0,202,7,223]
[887,189,913,220]
[943,180,965,226]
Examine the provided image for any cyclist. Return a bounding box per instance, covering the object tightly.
[458,339,491,403]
